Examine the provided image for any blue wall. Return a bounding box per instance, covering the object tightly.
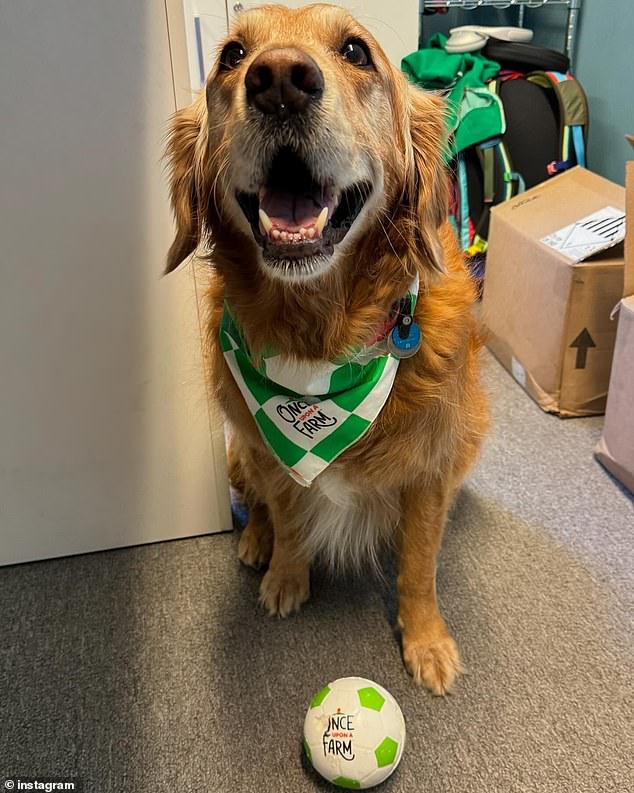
[419,0,634,185]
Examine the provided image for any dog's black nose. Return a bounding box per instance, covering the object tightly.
[245,48,324,117]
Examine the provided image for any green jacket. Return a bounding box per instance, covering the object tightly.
[402,34,503,154]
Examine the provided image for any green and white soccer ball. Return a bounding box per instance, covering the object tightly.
[303,676,406,789]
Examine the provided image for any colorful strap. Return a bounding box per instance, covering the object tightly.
[456,154,471,251]
[482,144,495,204]
[571,124,586,167]
[539,71,587,173]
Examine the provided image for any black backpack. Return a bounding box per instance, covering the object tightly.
[450,42,589,251]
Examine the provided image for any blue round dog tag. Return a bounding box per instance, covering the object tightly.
[388,321,422,358]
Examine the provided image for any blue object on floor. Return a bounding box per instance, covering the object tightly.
[231,487,249,529]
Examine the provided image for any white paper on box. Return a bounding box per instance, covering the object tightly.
[541,206,626,263]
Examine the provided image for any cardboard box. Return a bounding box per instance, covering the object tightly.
[595,159,634,493]
[482,167,626,417]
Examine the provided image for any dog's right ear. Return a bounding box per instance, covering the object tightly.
[164,95,209,274]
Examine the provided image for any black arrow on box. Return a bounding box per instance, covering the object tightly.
[570,328,596,369]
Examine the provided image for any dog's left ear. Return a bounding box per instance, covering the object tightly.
[164,94,209,274]
[400,84,449,276]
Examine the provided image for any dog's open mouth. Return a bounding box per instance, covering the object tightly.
[236,147,371,276]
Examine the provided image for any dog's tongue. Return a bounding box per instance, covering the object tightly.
[259,189,336,233]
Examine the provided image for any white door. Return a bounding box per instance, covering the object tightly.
[234,1,420,67]
[0,0,232,566]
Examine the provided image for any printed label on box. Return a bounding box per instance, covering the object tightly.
[541,206,626,263]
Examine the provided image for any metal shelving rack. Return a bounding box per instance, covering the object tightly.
[422,0,582,67]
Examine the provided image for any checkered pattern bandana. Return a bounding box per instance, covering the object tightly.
[220,281,418,487]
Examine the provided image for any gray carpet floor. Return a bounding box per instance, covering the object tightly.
[1,351,633,793]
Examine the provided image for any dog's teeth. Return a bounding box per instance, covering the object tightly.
[280,231,289,242]
[315,207,329,235]
[272,229,281,240]
[258,209,273,234]
[306,227,316,239]
[299,227,306,236]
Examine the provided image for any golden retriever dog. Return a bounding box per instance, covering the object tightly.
[164,3,489,694]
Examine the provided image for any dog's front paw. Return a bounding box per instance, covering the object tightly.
[259,565,310,618]
[402,624,462,695]
[238,515,273,570]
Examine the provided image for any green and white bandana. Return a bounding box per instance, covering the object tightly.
[220,280,418,487]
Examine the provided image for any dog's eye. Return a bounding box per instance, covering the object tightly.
[220,41,247,71]
[340,39,371,67]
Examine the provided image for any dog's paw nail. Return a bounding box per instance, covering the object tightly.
[259,568,310,618]
[403,635,462,695]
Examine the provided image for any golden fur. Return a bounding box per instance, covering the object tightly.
[164,4,489,694]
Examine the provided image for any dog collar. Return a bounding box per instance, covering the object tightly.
[370,290,422,359]
[219,278,420,486]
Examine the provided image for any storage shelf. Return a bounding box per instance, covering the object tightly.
[423,1,577,7]
[422,0,582,64]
